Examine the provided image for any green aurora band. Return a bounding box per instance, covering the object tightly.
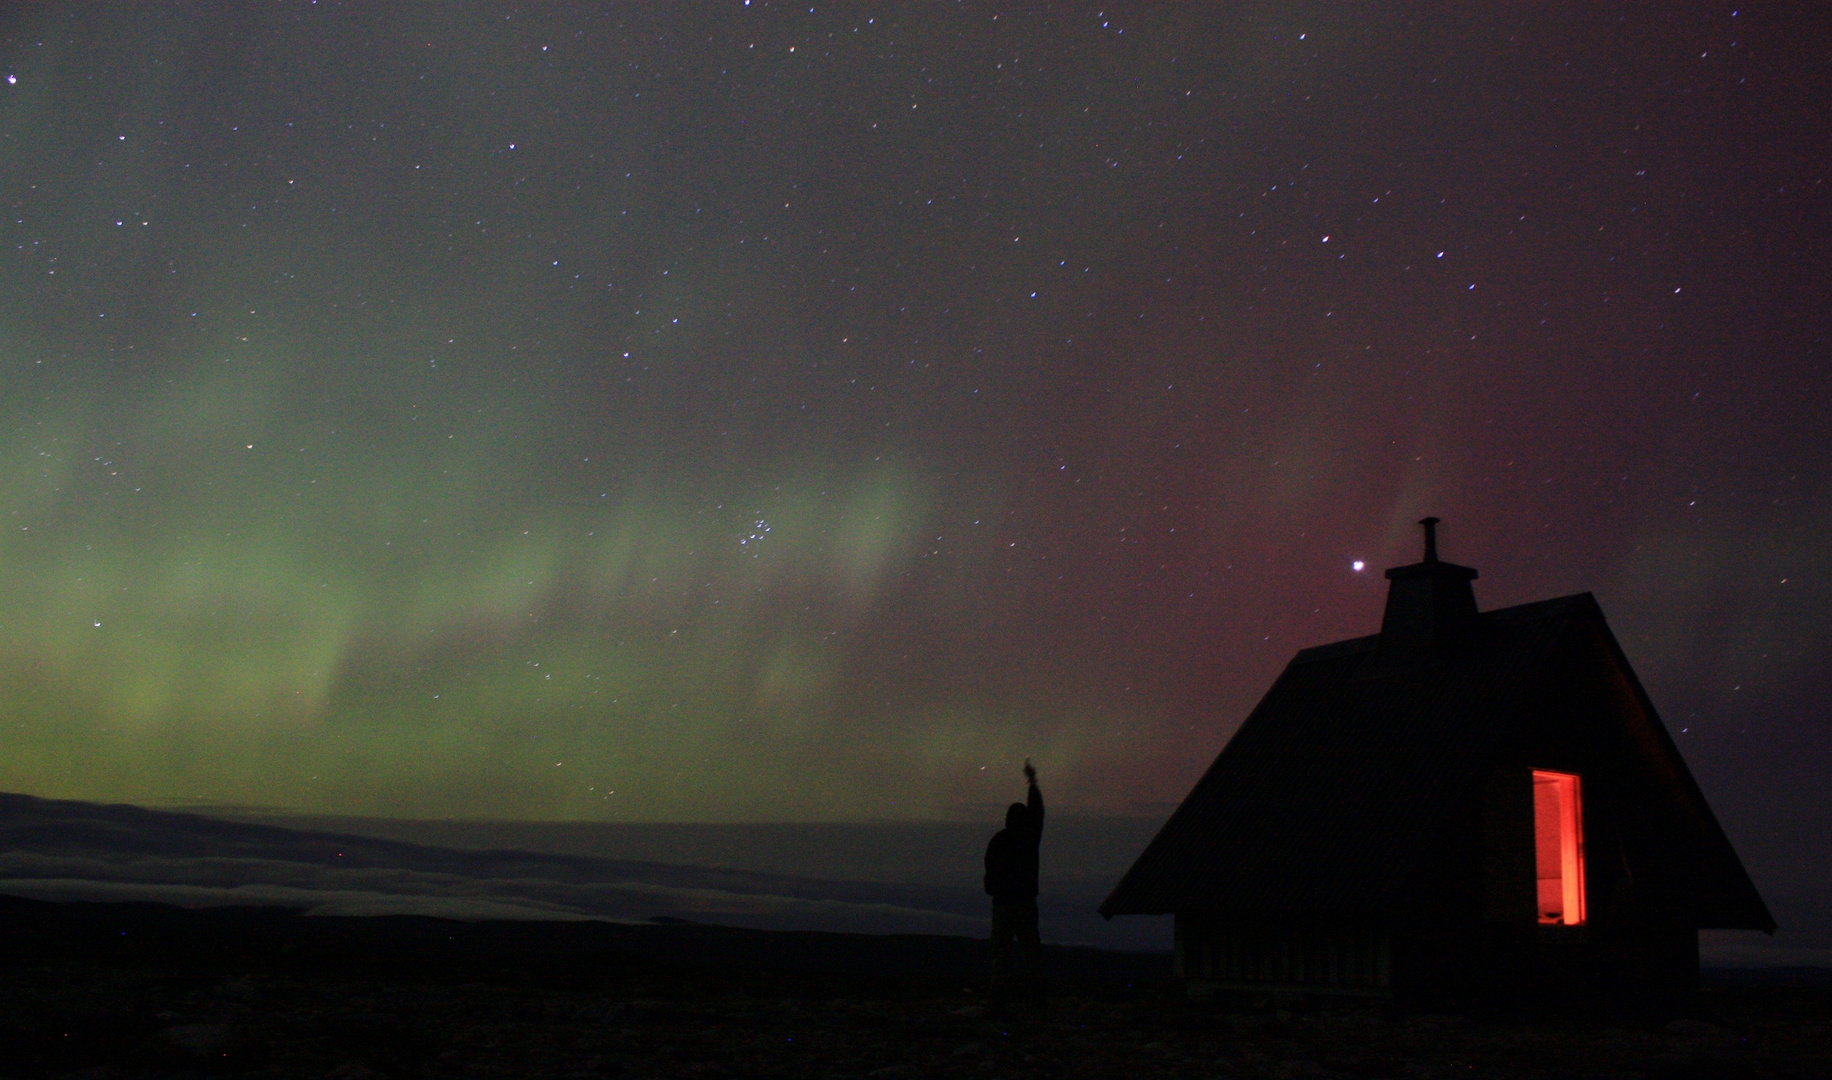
[0,5,1825,832]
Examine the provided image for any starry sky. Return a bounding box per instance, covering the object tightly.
[0,4,1826,846]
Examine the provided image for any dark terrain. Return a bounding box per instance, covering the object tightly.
[0,793,1171,949]
[2,896,1828,1080]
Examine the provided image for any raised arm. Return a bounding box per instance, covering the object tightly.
[1024,759,1044,837]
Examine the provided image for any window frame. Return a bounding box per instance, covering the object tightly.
[1531,769,1587,926]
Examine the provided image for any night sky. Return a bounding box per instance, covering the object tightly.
[0,5,1826,851]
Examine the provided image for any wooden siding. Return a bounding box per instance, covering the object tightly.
[1177,916,1391,990]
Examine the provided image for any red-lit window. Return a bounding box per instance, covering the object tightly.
[1533,770,1586,925]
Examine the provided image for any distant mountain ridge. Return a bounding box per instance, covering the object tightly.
[0,792,991,936]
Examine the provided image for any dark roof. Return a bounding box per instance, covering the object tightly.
[1101,593,1773,931]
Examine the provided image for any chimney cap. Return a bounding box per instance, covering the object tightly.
[1384,515,1476,582]
[1375,515,1480,665]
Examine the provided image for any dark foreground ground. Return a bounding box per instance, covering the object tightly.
[1,898,1827,1080]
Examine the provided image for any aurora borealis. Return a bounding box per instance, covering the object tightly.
[0,3,1826,842]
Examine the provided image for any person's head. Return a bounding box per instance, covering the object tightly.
[1007,802,1027,829]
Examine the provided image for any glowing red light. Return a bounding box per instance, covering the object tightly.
[1533,770,1586,925]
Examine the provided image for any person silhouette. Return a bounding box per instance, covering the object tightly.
[983,759,1045,1003]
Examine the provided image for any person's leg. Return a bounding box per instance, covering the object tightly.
[1017,901,1045,1003]
[989,902,1017,1000]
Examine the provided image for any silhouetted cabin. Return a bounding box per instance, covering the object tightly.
[1101,519,1773,1002]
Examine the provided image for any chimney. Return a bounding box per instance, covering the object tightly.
[1375,516,1480,666]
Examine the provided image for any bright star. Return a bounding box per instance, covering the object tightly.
[1351,560,1365,572]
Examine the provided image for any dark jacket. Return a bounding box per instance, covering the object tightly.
[983,782,1044,901]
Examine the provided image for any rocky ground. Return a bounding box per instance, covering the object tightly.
[0,897,1825,1079]
[6,966,1829,1080]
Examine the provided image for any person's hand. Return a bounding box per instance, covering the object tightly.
[1023,759,1037,784]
